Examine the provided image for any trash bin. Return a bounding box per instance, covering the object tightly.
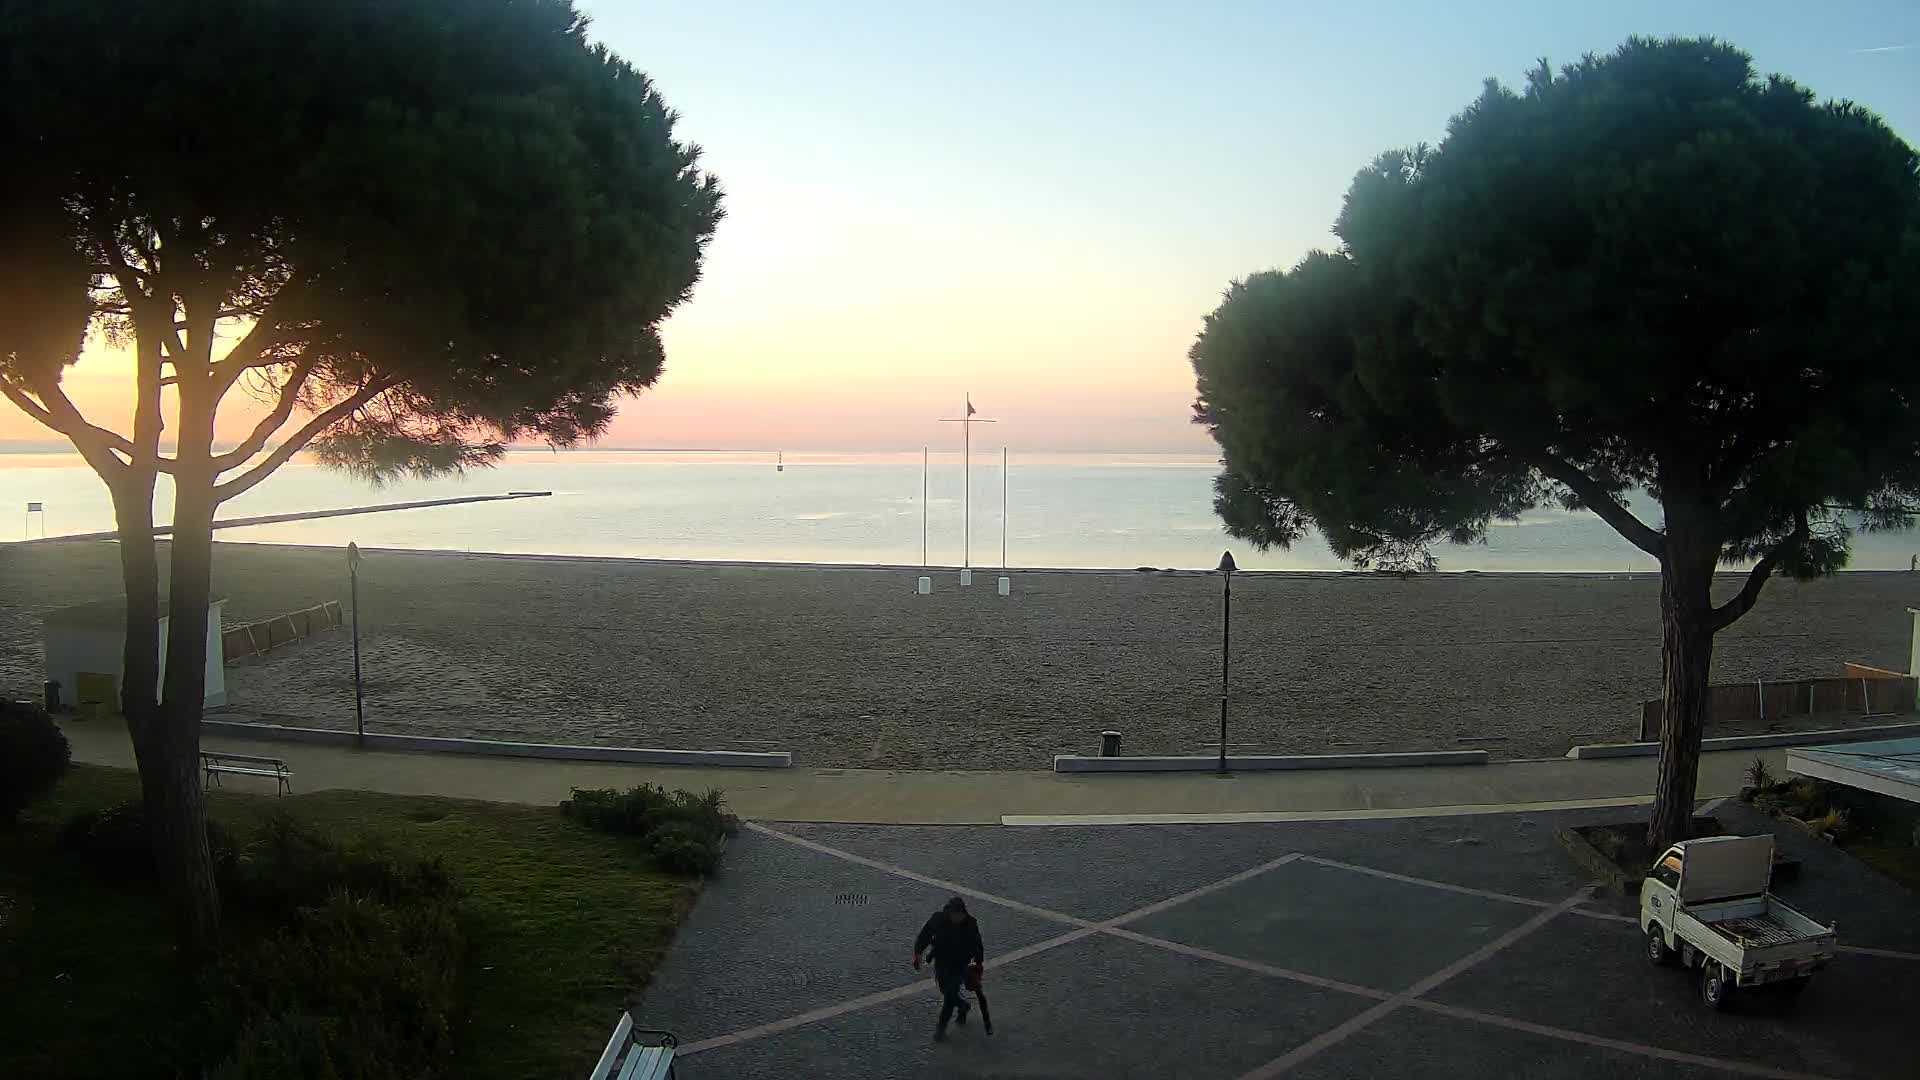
[1100,731,1122,757]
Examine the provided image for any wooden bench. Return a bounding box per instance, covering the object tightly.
[588,1012,677,1080]
[201,751,292,796]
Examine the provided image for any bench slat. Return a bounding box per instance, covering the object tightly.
[202,752,288,767]
[632,1047,673,1080]
[206,766,286,778]
[587,1013,634,1080]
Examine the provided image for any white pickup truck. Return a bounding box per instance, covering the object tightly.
[1640,834,1837,1010]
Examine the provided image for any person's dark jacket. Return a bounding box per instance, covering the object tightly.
[914,911,984,971]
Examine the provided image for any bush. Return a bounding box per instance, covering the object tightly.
[647,820,723,876]
[0,700,70,826]
[60,800,236,881]
[210,819,463,1079]
[560,785,736,875]
[212,892,462,1080]
[1813,807,1853,842]
[1744,756,1774,792]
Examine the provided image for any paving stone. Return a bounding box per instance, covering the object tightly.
[1429,912,1918,1079]
[679,932,1373,1079]
[639,830,1070,1042]
[1128,857,1539,991]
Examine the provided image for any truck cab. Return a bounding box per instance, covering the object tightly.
[1640,834,1836,1010]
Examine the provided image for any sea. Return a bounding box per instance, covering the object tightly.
[3,449,1916,572]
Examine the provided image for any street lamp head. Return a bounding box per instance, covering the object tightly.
[1216,550,1237,574]
[347,542,361,571]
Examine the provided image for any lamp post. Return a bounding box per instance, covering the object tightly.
[348,542,364,749]
[1216,550,1236,775]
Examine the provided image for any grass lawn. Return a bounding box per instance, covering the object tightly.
[0,765,700,1080]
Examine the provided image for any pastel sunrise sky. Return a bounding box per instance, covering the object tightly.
[7,0,1918,453]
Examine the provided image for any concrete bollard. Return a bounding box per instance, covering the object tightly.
[1101,730,1122,757]
[916,576,931,595]
[960,569,973,586]
[997,576,1010,596]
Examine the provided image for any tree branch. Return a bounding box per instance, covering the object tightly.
[1710,512,1808,632]
[0,373,151,479]
[211,356,319,473]
[212,377,398,503]
[1535,455,1665,557]
[209,320,290,397]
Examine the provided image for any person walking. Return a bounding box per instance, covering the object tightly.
[913,896,989,1040]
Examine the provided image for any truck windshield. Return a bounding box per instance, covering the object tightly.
[1650,852,1682,888]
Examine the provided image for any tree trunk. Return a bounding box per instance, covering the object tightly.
[1648,524,1719,854]
[155,358,224,952]
[110,466,221,951]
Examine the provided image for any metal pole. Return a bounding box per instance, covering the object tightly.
[1219,569,1231,775]
[349,543,364,749]
[1001,445,1008,569]
[922,445,929,568]
[963,394,970,571]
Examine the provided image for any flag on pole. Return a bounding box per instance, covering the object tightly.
[967,396,976,416]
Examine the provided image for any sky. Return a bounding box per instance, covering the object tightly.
[6,0,1919,453]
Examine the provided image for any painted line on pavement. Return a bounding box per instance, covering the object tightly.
[1001,795,1653,827]
[1238,890,1591,1079]
[675,925,1101,1056]
[1101,926,1390,1001]
[743,822,1092,928]
[1408,1000,1828,1080]
[1300,855,1568,910]
[689,826,1916,1069]
[686,830,1315,1057]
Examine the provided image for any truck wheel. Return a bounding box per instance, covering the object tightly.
[1700,962,1734,1011]
[1645,925,1672,967]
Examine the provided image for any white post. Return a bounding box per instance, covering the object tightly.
[963,394,970,573]
[1908,606,1919,677]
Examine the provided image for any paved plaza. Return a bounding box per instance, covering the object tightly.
[640,803,1919,1078]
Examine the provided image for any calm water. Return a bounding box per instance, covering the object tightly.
[3,449,1915,571]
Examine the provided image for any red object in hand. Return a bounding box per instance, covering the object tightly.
[965,962,984,990]
[912,952,923,971]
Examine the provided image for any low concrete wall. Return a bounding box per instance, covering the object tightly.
[1052,750,1490,773]
[200,718,792,768]
[1567,720,1920,760]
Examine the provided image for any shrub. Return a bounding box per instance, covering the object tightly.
[212,891,462,1080]
[60,801,236,881]
[1744,756,1774,792]
[560,785,736,875]
[0,700,70,826]
[209,820,462,1079]
[647,820,723,876]
[1813,807,1852,843]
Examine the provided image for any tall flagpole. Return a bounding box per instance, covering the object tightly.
[1001,445,1008,569]
[922,445,928,567]
[938,395,995,574]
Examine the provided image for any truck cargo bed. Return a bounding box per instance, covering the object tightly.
[1710,912,1802,948]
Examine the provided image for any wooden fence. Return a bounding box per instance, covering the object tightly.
[221,601,344,664]
[1639,672,1917,742]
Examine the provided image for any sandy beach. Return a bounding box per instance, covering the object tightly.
[3,540,1916,768]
